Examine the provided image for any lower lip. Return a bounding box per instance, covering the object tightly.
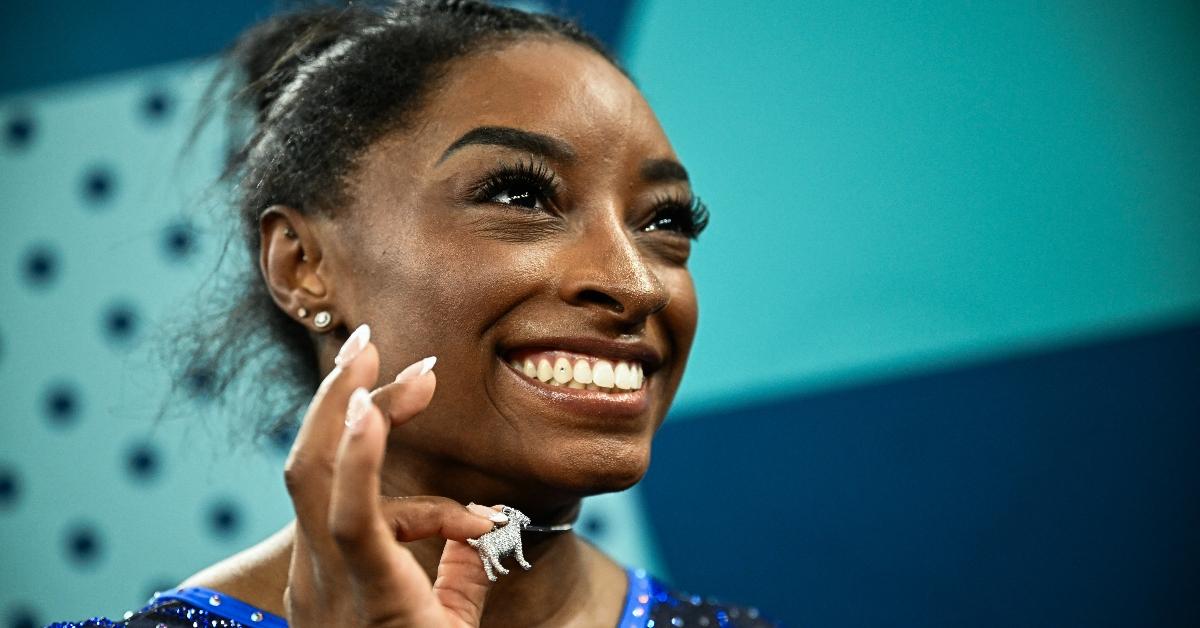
[496,357,651,419]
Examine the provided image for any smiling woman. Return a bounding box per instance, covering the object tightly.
[49,1,770,627]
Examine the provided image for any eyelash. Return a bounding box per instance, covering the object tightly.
[468,158,710,240]
[469,157,562,210]
[645,191,710,241]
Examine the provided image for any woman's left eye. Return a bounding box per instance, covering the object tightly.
[642,205,690,233]
[641,195,709,240]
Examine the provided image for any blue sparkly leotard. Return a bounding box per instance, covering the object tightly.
[47,567,778,627]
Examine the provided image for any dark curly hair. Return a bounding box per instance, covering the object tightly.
[157,0,625,443]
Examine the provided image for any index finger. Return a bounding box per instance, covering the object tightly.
[368,356,438,428]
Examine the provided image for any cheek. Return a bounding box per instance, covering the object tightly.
[370,232,550,370]
[422,239,549,327]
[664,269,699,355]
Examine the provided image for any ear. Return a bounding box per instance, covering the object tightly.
[259,205,332,329]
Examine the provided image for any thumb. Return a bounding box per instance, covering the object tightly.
[433,538,497,626]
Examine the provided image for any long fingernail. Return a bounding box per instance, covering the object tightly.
[394,356,437,383]
[335,324,371,368]
[345,387,373,432]
[467,503,508,523]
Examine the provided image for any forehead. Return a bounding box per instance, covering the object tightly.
[409,37,675,165]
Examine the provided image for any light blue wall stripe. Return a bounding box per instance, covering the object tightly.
[624,0,1200,416]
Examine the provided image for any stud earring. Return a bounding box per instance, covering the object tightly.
[313,311,332,329]
[297,307,308,319]
[283,226,297,239]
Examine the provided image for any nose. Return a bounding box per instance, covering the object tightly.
[558,215,669,326]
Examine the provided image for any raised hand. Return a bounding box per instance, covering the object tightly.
[283,324,508,627]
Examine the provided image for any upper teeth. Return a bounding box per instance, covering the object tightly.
[509,351,645,391]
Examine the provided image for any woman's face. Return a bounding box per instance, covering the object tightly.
[316,38,699,501]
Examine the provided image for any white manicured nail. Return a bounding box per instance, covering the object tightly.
[394,356,437,383]
[467,503,508,523]
[345,387,373,432]
[334,324,370,368]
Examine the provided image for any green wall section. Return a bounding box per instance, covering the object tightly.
[623,0,1200,414]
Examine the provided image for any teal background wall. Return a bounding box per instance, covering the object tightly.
[629,0,1200,415]
[2,1,1198,626]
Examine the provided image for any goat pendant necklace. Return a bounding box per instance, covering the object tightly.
[466,506,572,582]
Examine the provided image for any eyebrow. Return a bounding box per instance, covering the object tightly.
[438,126,576,164]
[437,124,690,184]
[640,158,689,184]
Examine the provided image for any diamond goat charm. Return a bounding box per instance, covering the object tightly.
[467,506,533,581]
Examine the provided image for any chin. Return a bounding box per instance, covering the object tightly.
[532,434,651,496]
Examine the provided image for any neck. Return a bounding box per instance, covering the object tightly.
[372,452,620,626]
[381,447,590,523]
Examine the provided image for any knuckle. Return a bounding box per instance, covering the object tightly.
[383,504,424,541]
[282,464,304,495]
[283,454,331,495]
[390,517,414,541]
[328,510,368,548]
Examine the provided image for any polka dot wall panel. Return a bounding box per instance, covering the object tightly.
[0,60,662,624]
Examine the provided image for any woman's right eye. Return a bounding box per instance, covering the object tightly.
[471,159,561,214]
[489,182,545,211]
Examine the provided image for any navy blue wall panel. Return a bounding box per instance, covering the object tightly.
[0,1,276,94]
[644,319,1200,626]
[0,0,634,95]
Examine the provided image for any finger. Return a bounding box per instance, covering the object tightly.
[285,324,377,542]
[330,388,427,620]
[330,389,498,622]
[430,503,508,625]
[369,356,438,428]
[434,539,499,626]
[285,528,322,619]
[379,496,504,542]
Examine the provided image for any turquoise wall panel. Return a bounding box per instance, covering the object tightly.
[624,0,1200,415]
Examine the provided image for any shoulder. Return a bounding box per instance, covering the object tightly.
[628,569,783,628]
[176,522,293,616]
[48,587,287,628]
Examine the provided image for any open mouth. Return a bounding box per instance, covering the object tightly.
[492,338,660,419]
[503,348,647,393]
